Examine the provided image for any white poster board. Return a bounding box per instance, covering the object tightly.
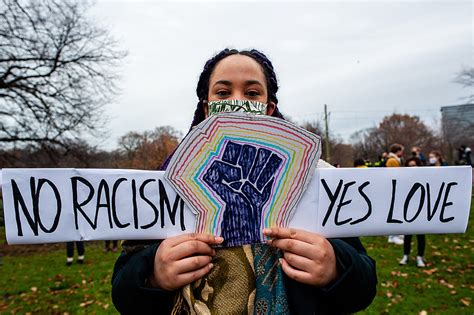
[1,166,471,244]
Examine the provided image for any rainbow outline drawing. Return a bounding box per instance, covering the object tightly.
[164,112,321,246]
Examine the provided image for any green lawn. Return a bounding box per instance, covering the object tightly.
[1,200,472,314]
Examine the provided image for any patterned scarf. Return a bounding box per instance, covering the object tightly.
[172,244,289,315]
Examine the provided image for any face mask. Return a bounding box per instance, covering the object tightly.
[429,157,437,165]
[207,100,267,116]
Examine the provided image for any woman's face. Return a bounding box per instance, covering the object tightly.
[429,153,437,161]
[205,54,276,117]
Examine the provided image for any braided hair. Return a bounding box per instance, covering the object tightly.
[190,48,284,128]
[161,48,284,170]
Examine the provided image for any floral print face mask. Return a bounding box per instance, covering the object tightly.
[207,100,267,116]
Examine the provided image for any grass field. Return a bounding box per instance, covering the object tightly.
[1,199,472,314]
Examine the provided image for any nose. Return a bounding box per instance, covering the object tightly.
[231,91,246,100]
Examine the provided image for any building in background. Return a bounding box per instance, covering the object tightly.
[441,104,474,163]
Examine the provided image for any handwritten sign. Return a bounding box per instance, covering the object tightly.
[165,112,321,246]
[1,166,471,244]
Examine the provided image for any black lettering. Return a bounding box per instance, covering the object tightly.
[159,180,181,228]
[12,178,38,236]
[111,178,130,228]
[426,182,445,221]
[33,178,61,233]
[139,179,159,229]
[321,179,343,226]
[403,183,425,223]
[351,181,372,225]
[335,181,355,226]
[132,179,139,229]
[179,199,186,231]
[387,179,402,223]
[71,176,95,230]
[94,179,113,229]
[440,182,457,223]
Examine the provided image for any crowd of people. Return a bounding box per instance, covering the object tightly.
[351,143,472,269]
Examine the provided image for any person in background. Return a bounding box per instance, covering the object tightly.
[354,158,368,168]
[386,143,404,167]
[428,150,448,166]
[457,145,472,166]
[399,156,426,267]
[373,152,388,167]
[411,146,426,165]
[105,240,119,253]
[386,143,405,245]
[66,241,85,266]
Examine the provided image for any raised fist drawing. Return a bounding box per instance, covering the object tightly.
[203,141,283,246]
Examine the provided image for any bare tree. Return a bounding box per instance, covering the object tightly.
[0,0,126,148]
[118,126,181,169]
[351,114,440,162]
[454,67,474,103]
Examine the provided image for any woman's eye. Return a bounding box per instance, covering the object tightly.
[246,90,260,97]
[216,90,229,97]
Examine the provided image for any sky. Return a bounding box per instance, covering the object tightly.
[90,0,473,149]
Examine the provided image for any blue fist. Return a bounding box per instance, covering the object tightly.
[203,141,283,246]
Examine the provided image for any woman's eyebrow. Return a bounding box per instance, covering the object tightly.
[213,80,264,87]
[245,80,264,87]
[213,80,232,86]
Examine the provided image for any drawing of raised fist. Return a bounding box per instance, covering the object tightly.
[203,141,283,246]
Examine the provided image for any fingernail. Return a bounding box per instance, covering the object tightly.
[263,228,271,235]
[209,263,214,269]
[278,258,282,265]
[215,236,224,243]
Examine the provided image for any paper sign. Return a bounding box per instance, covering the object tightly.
[1,166,471,244]
[164,112,321,246]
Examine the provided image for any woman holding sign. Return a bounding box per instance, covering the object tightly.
[111,49,377,314]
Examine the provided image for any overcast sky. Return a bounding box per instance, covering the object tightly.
[90,1,472,149]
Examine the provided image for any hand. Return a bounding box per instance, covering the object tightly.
[263,227,337,287]
[148,233,224,290]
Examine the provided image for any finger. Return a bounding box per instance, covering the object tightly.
[282,251,314,272]
[176,262,214,286]
[170,240,215,260]
[279,258,313,285]
[175,255,213,274]
[164,233,224,247]
[263,227,321,244]
[270,238,315,259]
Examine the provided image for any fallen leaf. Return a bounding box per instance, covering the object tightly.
[460,298,470,306]
[422,268,437,275]
[418,310,427,315]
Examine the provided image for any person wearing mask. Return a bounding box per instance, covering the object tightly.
[399,157,427,267]
[111,48,377,314]
[428,150,448,166]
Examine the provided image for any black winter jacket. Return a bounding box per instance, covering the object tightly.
[112,237,377,314]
